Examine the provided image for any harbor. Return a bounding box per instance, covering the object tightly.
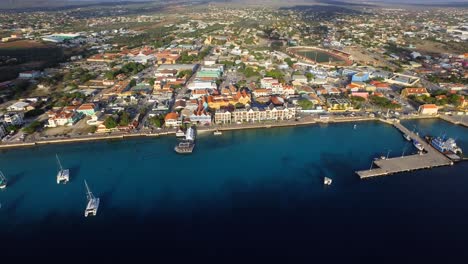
[356,121,454,179]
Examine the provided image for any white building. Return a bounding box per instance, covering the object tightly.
[3,112,24,126]
[187,81,217,91]
[7,101,31,112]
[19,71,42,79]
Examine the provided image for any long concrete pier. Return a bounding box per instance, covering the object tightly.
[356,121,453,179]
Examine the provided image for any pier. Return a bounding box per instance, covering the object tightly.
[356,122,453,179]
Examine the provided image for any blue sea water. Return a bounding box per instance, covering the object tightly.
[0,119,467,260]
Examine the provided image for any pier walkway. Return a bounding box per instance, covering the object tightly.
[356,122,453,179]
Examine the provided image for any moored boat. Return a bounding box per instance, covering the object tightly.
[430,136,463,155]
[413,139,424,151]
[324,177,332,186]
[403,133,411,141]
[213,129,222,136]
[0,171,7,189]
[84,180,100,217]
[175,126,196,154]
[56,154,70,184]
[174,141,195,154]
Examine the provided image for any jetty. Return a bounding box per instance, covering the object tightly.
[356,122,453,179]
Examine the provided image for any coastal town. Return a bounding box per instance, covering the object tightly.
[0,3,466,148]
[1,0,468,259]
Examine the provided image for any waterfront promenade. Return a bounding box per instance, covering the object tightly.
[0,115,375,149]
[0,114,465,150]
[356,121,453,179]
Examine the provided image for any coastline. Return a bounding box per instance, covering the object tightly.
[0,114,465,150]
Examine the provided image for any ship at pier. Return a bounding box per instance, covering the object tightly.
[174,126,196,154]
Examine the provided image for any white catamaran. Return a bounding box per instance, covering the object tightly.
[56,154,70,184]
[84,180,100,217]
[0,170,7,189]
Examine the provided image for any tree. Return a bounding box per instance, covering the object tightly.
[119,112,130,126]
[148,78,155,86]
[149,115,164,128]
[284,58,294,68]
[24,109,45,118]
[23,121,42,134]
[104,116,117,129]
[265,69,285,83]
[104,71,116,80]
[177,70,193,78]
[129,79,137,87]
[297,99,313,110]
[305,72,315,82]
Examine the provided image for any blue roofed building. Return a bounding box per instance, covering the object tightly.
[351,72,370,82]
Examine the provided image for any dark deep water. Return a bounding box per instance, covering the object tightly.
[1,119,467,260]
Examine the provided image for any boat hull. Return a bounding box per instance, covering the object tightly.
[85,198,100,217]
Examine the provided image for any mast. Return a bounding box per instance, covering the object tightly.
[56,154,63,172]
[0,170,6,182]
[84,180,94,201]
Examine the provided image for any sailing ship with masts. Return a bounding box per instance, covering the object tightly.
[56,154,70,184]
[84,180,100,217]
[0,171,7,189]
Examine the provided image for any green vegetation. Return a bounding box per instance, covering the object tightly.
[369,96,401,109]
[240,67,260,78]
[105,62,146,80]
[119,112,131,126]
[265,69,285,83]
[350,96,366,109]
[148,115,164,128]
[23,121,42,134]
[220,60,235,68]
[177,70,193,78]
[284,58,294,68]
[409,93,463,107]
[110,26,176,49]
[6,125,21,133]
[179,46,212,63]
[104,116,118,129]
[63,67,96,84]
[297,99,314,110]
[24,109,45,118]
[305,72,315,82]
[148,78,155,86]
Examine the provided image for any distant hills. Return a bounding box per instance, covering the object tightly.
[1,0,466,10]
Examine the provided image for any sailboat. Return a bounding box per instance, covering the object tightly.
[0,171,7,189]
[56,154,70,184]
[84,180,100,217]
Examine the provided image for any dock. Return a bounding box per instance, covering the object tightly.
[356,121,453,179]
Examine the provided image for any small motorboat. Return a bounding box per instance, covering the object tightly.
[324,177,332,186]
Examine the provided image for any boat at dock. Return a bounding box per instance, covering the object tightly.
[428,136,463,159]
[324,177,332,186]
[84,180,100,217]
[413,139,424,151]
[0,171,7,189]
[175,128,185,138]
[213,129,222,136]
[174,126,196,154]
[56,154,70,184]
[403,133,411,141]
[174,141,195,154]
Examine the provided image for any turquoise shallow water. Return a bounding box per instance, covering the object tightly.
[0,119,467,259]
